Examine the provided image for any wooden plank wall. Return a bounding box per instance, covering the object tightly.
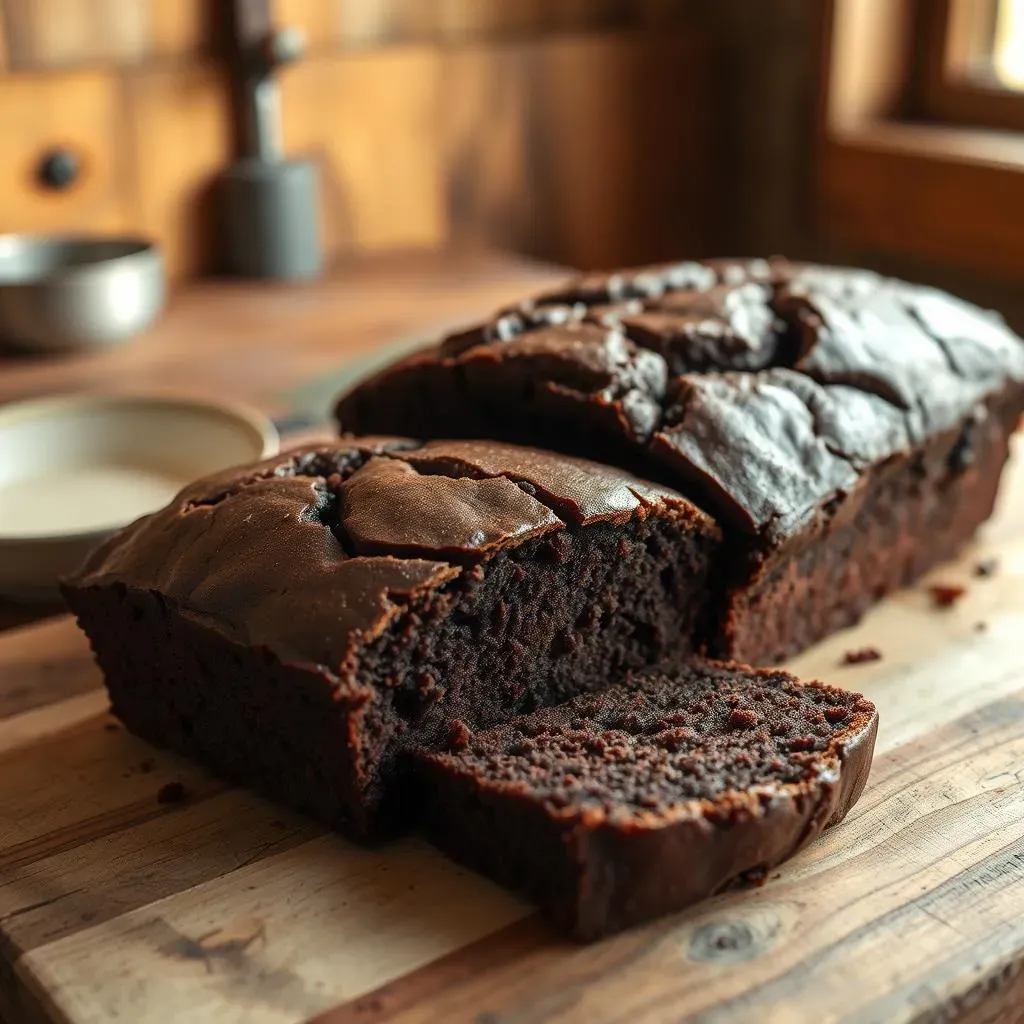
[0,0,718,280]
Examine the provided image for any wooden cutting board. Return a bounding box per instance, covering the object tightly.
[4,446,1024,1024]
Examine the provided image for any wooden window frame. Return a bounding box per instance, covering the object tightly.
[817,0,1024,281]
[915,0,1024,132]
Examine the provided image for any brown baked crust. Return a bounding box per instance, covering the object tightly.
[69,438,714,668]
[334,259,1024,661]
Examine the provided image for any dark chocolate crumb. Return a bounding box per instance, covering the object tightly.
[841,647,882,666]
[974,558,999,578]
[929,584,967,608]
[103,722,120,732]
[157,781,187,805]
[788,736,818,752]
[139,758,156,774]
[728,708,759,729]
[449,719,473,752]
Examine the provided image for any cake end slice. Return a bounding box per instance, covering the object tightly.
[416,663,877,940]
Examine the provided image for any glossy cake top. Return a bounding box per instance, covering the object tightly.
[69,438,715,669]
[337,259,1024,543]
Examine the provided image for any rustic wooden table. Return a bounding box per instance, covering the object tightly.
[3,251,1024,1023]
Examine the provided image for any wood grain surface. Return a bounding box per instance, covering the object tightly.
[0,0,209,68]
[1,429,1024,1022]
[0,1,690,67]
[3,252,1024,1022]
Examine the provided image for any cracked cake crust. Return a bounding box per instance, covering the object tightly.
[334,259,1024,661]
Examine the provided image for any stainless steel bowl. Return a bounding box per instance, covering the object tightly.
[0,235,165,353]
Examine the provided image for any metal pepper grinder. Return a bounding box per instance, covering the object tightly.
[220,2,322,280]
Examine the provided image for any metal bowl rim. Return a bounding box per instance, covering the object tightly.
[0,234,163,287]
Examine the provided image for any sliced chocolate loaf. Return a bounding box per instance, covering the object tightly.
[417,663,878,940]
[336,260,1024,662]
[63,439,719,841]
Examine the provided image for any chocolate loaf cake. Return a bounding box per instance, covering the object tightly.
[335,260,1024,662]
[63,438,719,841]
[417,663,878,940]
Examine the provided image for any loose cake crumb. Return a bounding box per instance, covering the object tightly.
[929,584,967,608]
[787,736,817,752]
[742,866,769,888]
[449,719,473,751]
[157,781,187,805]
[974,621,988,633]
[728,708,759,729]
[841,647,882,666]
[103,722,120,733]
[974,558,999,578]
[139,758,155,774]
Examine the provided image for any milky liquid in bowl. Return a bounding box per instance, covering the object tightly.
[0,394,278,601]
[0,464,188,538]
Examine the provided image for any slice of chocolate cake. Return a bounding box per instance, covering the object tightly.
[417,663,878,940]
[335,260,1024,663]
[63,438,719,842]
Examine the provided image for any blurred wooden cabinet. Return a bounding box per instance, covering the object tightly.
[0,0,716,279]
[0,0,209,67]
[0,71,126,236]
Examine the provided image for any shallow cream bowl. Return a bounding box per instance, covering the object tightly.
[0,394,279,602]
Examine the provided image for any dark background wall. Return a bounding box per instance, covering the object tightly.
[0,0,1020,327]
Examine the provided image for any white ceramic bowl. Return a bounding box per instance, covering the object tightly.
[0,394,279,602]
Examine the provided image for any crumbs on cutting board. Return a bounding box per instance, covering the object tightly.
[157,782,187,805]
[841,647,883,666]
[929,584,967,608]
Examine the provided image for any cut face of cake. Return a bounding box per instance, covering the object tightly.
[417,663,878,940]
[63,438,720,841]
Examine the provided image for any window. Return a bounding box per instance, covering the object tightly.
[995,0,1024,87]
[818,0,1024,281]
[915,0,1024,131]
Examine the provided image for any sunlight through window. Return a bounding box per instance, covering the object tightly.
[994,0,1024,88]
